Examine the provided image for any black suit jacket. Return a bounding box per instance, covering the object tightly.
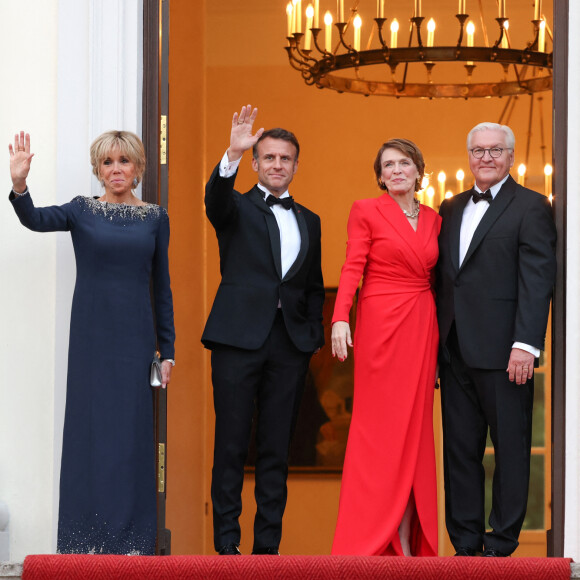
[436,175,556,369]
[202,163,325,353]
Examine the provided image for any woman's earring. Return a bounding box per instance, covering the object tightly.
[100,179,105,187]
[132,178,138,188]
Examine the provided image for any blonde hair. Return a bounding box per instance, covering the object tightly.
[90,130,146,184]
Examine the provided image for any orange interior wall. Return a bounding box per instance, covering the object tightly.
[166,0,207,554]
[166,0,552,555]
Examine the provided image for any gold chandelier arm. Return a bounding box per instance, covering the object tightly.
[411,16,425,48]
[456,14,470,47]
[374,18,389,50]
[310,28,333,58]
[493,17,509,48]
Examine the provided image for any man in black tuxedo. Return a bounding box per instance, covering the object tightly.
[436,122,556,557]
[202,105,324,555]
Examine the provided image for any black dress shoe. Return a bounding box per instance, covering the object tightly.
[218,543,242,555]
[251,547,280,555]
[482,548,510,557]
[454,547,478,556]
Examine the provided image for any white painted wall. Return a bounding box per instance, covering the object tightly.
[0,0,142,561]
[0,0,60,560]
[564,0,580,561]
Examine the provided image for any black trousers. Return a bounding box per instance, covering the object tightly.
[210,311,312,552]
[440,325,534,555]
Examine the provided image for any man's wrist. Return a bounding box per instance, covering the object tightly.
[226,148,244,163]
[512,342,540,358]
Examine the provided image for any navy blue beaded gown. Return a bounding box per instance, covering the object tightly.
[10,192,175,555]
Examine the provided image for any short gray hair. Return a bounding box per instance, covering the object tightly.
[467,122,515,150]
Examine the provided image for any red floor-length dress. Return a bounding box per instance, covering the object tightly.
[331,193,441,556]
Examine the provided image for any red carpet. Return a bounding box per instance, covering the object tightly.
[22,555,572,580]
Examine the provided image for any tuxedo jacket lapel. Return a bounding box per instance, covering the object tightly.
[247,187,283,279]
[449,192,470,273]
[461,176,516,268]
[283,206,309,281]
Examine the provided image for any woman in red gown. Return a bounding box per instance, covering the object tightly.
[331,139,441,556]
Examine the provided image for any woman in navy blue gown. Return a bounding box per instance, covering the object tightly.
[8,130,175,554]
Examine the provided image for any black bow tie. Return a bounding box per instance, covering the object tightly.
[472,189,493,204]
[266,195,294,210]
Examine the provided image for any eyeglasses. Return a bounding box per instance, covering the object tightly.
[469,147,510,159]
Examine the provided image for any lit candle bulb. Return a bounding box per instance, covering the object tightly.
[353,14,362,51]
[538,20,546,52]
[324,11,333,52]
[458,0,466,14]
[296,0,302,33]
[414,0,422,18]
[438,171,446,205]
[314,0,319,28]
[517,163,526,185]
[421,176,430,190]
[535,0,542,20]
[467,21,475,46]
[445,190,453,199]
[427,18,435,47]
[390,19,399,48]
[501,20,509,49]
[544,163,552,196]
[499,0,506,18]
[376,0,383,19]
[426,186,435,209]
[286,2,293,37]
[456,169,465,193]
[305,4,314,50]
[467,21,475,65]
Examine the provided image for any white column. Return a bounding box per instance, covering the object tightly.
[564,0,580,560]
[0,0,59,561]
[89,0,144,198]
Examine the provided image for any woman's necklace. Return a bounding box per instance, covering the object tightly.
[401,198,420,219]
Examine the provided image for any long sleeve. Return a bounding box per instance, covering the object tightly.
[514,193,557,349]
[205,163,240,230]
[152,209,175,359]
[332,201,372,324]
[10,191,73,232]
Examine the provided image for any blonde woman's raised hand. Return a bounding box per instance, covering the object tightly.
[9,131,34,193]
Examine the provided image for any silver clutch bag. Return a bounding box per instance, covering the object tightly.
[150,352,162,388]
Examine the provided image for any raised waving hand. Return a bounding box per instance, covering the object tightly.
[226,104,264,162]
[9,131,34,193]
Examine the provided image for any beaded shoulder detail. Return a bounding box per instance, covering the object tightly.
[74,196,165,222]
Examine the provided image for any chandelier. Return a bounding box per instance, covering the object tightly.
[284,1,552,99]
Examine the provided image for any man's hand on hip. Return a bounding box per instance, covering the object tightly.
[507,347,535,385]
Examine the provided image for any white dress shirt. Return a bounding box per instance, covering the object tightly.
[459,174,539,358]
[219,151,301,278]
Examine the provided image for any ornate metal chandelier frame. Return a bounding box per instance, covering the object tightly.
[285,13,553,98]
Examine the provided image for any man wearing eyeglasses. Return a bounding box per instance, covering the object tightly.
[436,122,556,557]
